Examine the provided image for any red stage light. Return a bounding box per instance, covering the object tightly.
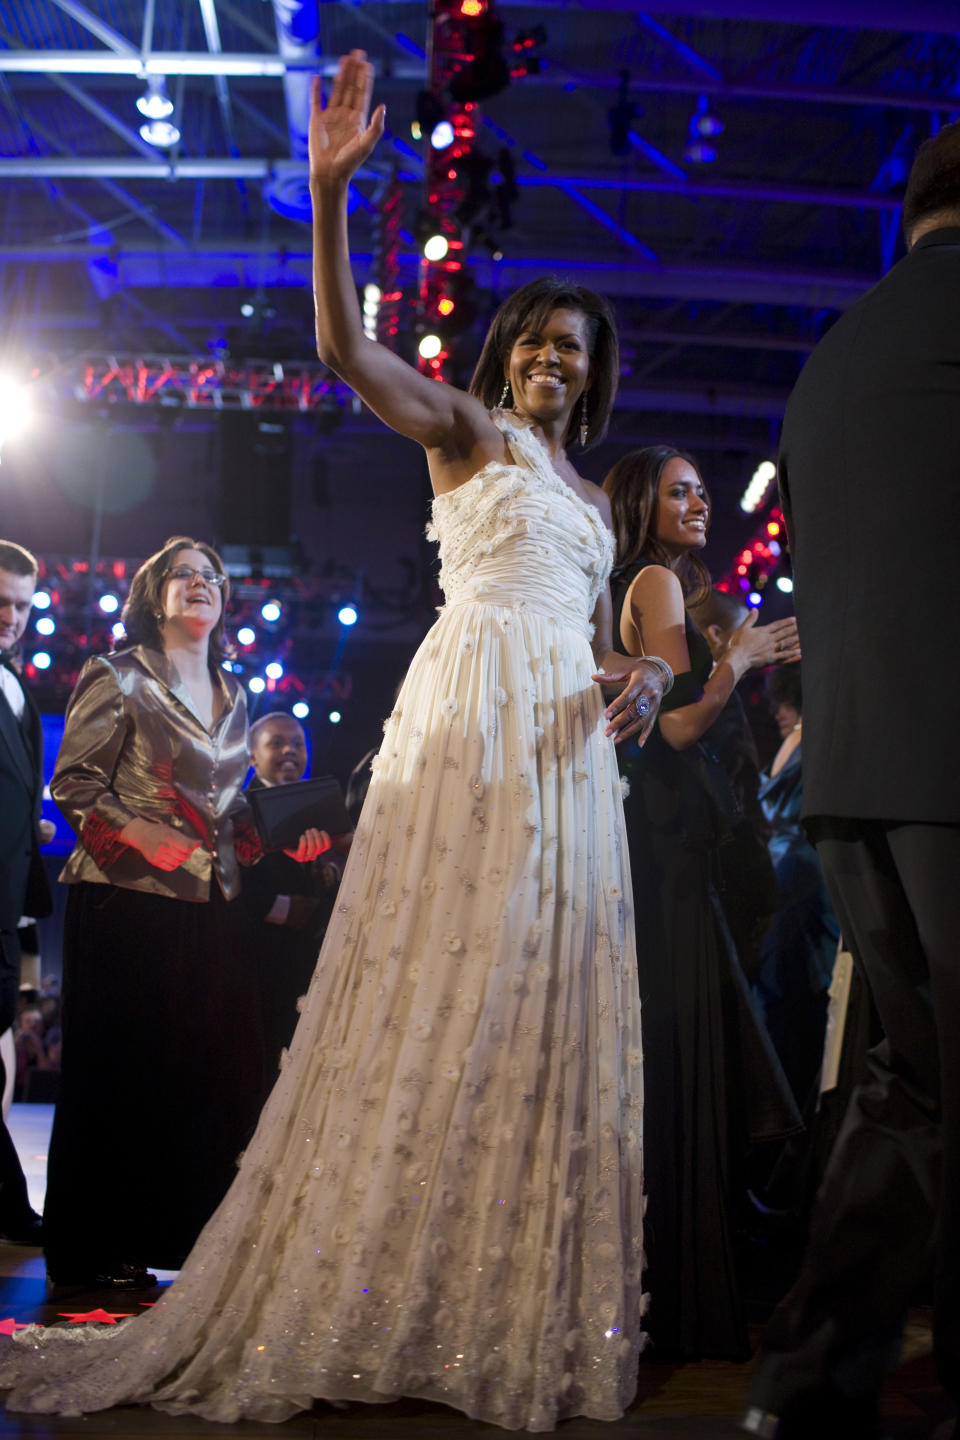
[737,564,748,575]
[460,0,485,14]
[767,521,781,536]
[438,297,455,315]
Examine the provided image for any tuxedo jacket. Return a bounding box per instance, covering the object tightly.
[779,226,960,823]
[52,645,259,902]
[0,665,52,933]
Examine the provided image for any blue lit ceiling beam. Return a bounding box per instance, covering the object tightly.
[634,13,723,83]
[197,0,241,163]
[0,244,874,308]
[555,181,659,263]
[47,74,161,161]
[0,158,907,214]
[48,0,137,56]
[1,53,957,115]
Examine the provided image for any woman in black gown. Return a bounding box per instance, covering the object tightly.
[603,446,801,1361]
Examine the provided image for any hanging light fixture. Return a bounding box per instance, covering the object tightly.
[139,117,181,148]
[136,76,174,120]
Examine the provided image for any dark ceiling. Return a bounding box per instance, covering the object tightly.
[2,1,959,489]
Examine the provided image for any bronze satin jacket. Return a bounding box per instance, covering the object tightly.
[51,645,260,902]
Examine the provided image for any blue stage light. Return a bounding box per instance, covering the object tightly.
[260,600,282,623]
[292,701,310,720]
[98,593,120,614]
[33,591,51,610]
[337,604,358,627]
[265,661,283,680]
[747,591,762,608]
[35,616,55,636]
[237,626,256,646]
[249,676,266,694]
[32,651,52,669]
[111,621,126,641]
[328,710,342,724]
[431,120,455,149]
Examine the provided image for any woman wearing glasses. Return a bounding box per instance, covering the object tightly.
[42,537,327,1292]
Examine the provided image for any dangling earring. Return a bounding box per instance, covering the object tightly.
[579,393,589,448]
[499,380,512,408]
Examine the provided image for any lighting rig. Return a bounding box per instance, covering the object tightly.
[715,507,789,608]
[75,354,345,415]
[413,0,539,382]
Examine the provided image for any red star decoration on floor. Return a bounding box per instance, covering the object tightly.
[57,1308,134,1324]
[0,1317,32,1335]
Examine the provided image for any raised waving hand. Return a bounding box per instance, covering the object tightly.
[309,50,386,188]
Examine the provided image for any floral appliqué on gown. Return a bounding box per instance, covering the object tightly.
[0,414,647,1432]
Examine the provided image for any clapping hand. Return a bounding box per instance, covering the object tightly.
[309,50,386,188]
[728,611,801,668]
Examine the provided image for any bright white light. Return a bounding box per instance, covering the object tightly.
[423,234,449,262]
[364,283,381,303]
[111,621,126,640]
[431,120,455,150]
[98,592,120,614]
[740,459,777,514]
[418,334,443,360]
[236,626,256,646]
[136,78,174,120]
[139,118,181,149]
[337,604,358,627]
[292,701,310,720]
[776,575,794,593]
[249,676,266,694]
[0,375,31,450]
[221,660,234,672]
[240,301,255,318]
[265,661,283,680]
[260,600,282,623]
[747,591,762,607]
[328,710,342,724]
[32,651,52,670]
[35,616,55,636]
[33,590,51,610]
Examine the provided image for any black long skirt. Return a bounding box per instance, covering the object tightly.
[43,882,267,1275]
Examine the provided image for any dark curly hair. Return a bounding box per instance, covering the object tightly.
[903,118,960,243]
[469,277,619,451]
[121,536,232,668]
[603,445,712,603]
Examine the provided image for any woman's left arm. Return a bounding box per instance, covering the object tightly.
[590,582,667,745]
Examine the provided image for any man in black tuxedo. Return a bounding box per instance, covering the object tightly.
[0,540,53,1244]
[742,126,960,1439]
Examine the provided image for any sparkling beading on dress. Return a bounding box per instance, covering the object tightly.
[0,414,646,1432]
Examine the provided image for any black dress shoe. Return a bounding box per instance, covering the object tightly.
[0,1209,43,1246]
[47,1262,158,1291]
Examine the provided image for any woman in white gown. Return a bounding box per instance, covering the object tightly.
[0,52,671,1432]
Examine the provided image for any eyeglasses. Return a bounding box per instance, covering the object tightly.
[164,565,226,588]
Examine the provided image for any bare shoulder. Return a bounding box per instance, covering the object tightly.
[627,563,684,612]
[581,476,612,527]
[427,391,512,495]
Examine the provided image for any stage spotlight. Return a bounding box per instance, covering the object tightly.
[747,592,762,608]
[337,604,358,627]
[418,334,443,360]
[265,661,284,680]
[35,616,55,636]
[740,460,776,514]
[139,118,181,149]
[328,710,342,724]
[423,234,449,262]
[431,120,455,150]
[32,651,52,670]
[237,626,256,646]
[691,94,723,138]
[776,576,794,593]
[260,600,282,623]
[292,701,310,720]
[461,0,486,14]
[111,621,126,640]
[98,593,120,614]
[249,676,266,694]
[684,140,717,164]
[136,77,174,120]
[33,590,51,610]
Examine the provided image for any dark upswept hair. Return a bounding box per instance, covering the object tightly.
[903,119,960,242]
[687,586,747,637]
[767,662,802,715]
[603,444,712,603]
[121,536,232,668]
[0,540,38,577]
[469,277,619,451]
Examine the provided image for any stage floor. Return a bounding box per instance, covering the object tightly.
[0,1106,948,1439]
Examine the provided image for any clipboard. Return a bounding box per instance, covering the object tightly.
[248,775,354,851]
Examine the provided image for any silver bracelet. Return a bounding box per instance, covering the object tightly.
[640,655,674,694]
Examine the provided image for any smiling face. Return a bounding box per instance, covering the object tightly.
[160,547,223,638]
[653,457,710,559]
[0,567,36,653]
[504,307,592,433]
[251,715,308,787]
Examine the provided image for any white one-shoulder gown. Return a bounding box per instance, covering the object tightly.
[1,414,646,1432]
